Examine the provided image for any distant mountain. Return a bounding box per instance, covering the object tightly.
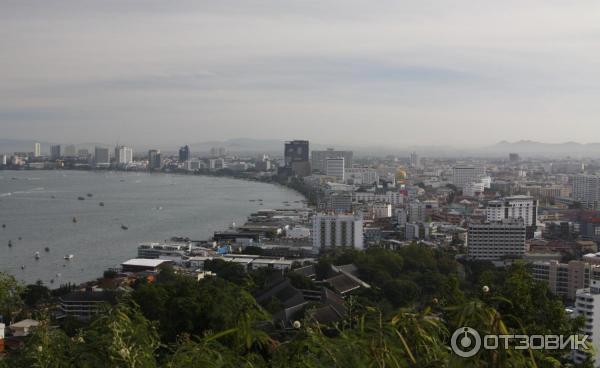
[188,138,338,155]
[0,139,53,155]
[483,140,600,157]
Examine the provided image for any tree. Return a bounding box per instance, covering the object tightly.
[74,297,160,368]
[0,271,24,324]
[22,281,51,308]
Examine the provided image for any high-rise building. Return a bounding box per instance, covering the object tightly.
[283,140,310,177]
[64,144,76,157]
[34,142,41,157]
[467,220,526,261]
[408,201,427,222]
[573,279,600,365]
[94,147,110,166]
[284,140,309,168]
[452,165,486,188]
[148,150,161,170]
[209,147,226,157]
[115,145,133,165]
[410,152,420,168]
[312,213,364,253]
[311,148,353,173]
[509,153,520,162]
[325,157,345,182]
[179,145,191,162]
[573,174,600,209]
[50,145,61,160]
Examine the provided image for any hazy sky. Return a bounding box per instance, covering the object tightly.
[2,1,600,147]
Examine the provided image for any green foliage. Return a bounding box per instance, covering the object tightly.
[0,271,24,323]
[22,281,51,308]
[204,259,251,286]
[132,273,269,344]
[2,249,592,367]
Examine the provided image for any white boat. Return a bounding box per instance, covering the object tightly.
[34,252,40,259]
[64,254,74,260]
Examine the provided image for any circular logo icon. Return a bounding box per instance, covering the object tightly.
[451,327,481,358]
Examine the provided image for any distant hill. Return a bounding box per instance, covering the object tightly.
[482,140,600,157]
[0,139,53,155]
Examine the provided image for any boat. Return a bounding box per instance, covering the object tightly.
[86,193,93,197]
[8,240,12,247]
[20,265,25,270]
[51,195,55,199]
[77,196,85,200]
[121,224,129,230]
[73,217,78,223]
[34,252,40,260]
[44,247,50,252]
[2,224,5,228]
[64,254,74,260]
[99,202,105,206]
[50,279,54,284]
[18,236,22,240]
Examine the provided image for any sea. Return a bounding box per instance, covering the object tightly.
[0,170,305,286]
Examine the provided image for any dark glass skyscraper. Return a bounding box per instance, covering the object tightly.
[284,140,309,168]
[148,149,161,170]
[179,145,190,162]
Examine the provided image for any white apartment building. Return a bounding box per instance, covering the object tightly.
[115,145,133,165]
[311,149,353,173]
[452,166,486,188]
[405,222,429,240]
[325,157,345,182]
[573,174,600,209]
[34,142,41,157]
[573,280,600,366]
[463,182,485,198]
[312,213,364,252]
[372,202,392,219]
[354,191,404,206]
[64,144,76,157]
[486,196,538,227]
[467,220,526,260]
[345,167,379,185]
[396,208,407,227]
[408,201,426,223]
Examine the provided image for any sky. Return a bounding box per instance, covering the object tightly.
[2,0,600,148]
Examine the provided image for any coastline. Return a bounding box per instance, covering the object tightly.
[0,169,307,287]
[1,166,313,204]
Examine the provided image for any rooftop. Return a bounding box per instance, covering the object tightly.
[121,258,172,267]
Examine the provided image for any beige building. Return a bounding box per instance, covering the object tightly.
[531,260,600,300]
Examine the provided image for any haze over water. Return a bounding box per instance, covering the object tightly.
[0,170,304,286]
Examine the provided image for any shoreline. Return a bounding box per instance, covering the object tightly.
[0,169,309,288]
[1,167,310,203]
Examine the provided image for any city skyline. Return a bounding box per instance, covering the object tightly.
[3,1,600,146]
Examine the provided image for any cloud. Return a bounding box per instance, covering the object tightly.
[1,0,600,147]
